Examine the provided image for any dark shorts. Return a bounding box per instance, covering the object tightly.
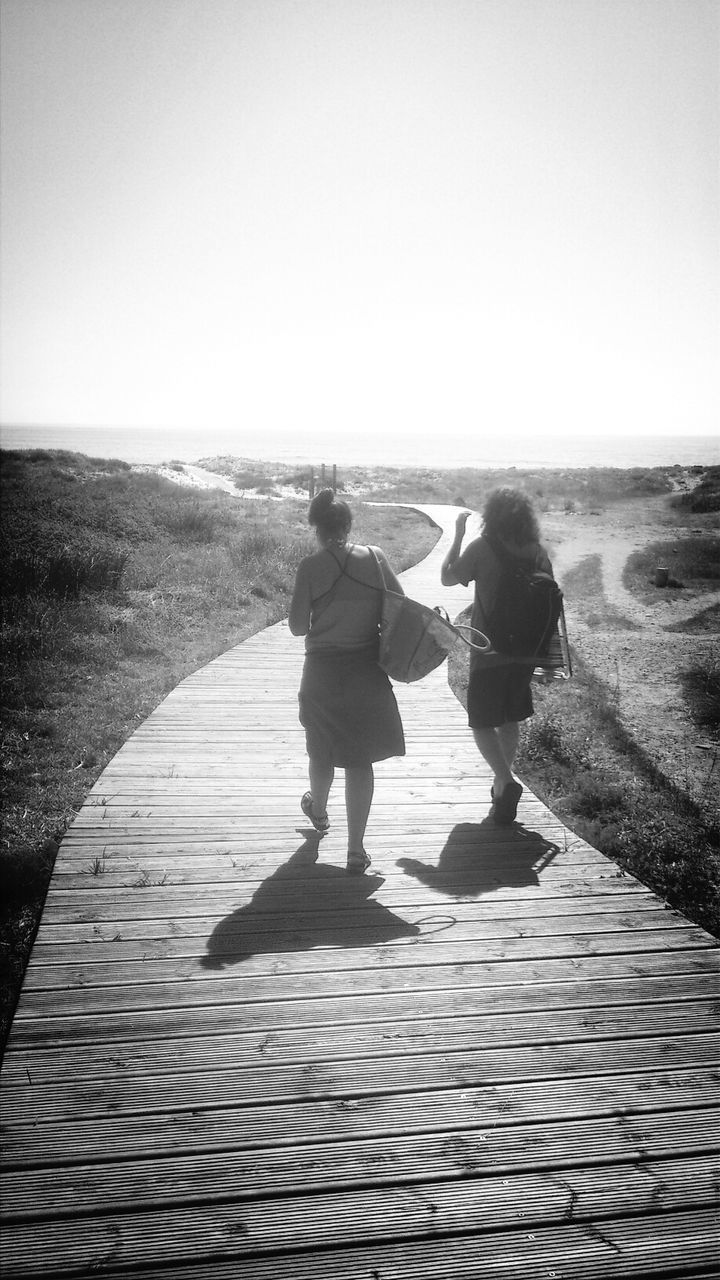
[299,645,405,767]
[467,663,535,730]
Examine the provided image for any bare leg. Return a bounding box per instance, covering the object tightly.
[497,721,520,779]
[472,723,519,797]
[308,758,333,818]
[345,765,374,853]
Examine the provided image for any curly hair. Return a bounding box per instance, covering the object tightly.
[482,487,540,545]
[308,488,353,540]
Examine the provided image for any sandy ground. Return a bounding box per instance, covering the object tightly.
[543,492,719,819]
[144,462,302,500]
[142,462,719,818]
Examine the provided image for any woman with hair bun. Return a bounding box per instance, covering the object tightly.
[289,489,406,873]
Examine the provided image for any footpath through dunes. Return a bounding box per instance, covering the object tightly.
[1,504,719,1280]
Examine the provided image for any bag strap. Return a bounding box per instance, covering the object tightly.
[431,606,490,653]
[367,546,388,592]
[448,619,492,653]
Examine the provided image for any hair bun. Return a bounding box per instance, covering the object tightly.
[308,488,353,535]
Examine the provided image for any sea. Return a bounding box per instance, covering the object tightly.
[1,423,718,471]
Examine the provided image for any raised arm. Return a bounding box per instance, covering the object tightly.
[440,511,470,586]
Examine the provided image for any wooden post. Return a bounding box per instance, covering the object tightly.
[320,463,326,487]
[332,464,337,493]
[309,466,315,500]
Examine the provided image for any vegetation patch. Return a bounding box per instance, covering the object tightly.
[672,465,720,513]
[350,464,677,513]
[623,536,720,602]
[665,603,720,634]
[680,648,720,735]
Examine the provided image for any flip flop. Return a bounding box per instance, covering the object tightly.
[346,850,371,875]
[300,792,330,836]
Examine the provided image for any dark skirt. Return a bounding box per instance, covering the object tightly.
[299,644,406,767]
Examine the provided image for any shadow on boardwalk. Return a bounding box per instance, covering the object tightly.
[398,821,560,897]
[201,837,421,966]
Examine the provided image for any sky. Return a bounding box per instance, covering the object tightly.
[1,0,718,445]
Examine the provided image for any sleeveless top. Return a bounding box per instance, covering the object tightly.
[305,546,382,654]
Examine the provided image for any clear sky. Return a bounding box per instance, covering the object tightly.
[1,0,717,442]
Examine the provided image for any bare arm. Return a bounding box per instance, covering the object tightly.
[288,559,312,635]
[440,511,470,586]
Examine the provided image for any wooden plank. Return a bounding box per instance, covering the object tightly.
[24,908,697,959]
[4,999,718,1086]
[8,973,719,1048]
[4,1067,717,1168]
[13,949,720,1018]
[20,928,713,987]
[1,1158,718,1278]
[33,880,660,926]
[16,895,684,952]
[25,1210,717,1280]
[3,1035,718,1126]
[3,1110,719,1219]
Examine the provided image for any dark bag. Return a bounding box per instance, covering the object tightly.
[485,537,563,660]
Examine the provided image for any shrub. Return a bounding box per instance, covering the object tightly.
[3,546,130,596]
[673,467,720,513]
[681,649,720,733]
[522,711,569,763]
[162,502,217,541]
[233,470,272,490]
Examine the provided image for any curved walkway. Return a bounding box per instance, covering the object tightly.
[1,507,718,1278]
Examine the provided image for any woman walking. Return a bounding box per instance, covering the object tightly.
[289,489,406,873]
[441,487,554,825]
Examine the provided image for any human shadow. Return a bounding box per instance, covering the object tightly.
[397,821,560,898]
[202,836,420,968]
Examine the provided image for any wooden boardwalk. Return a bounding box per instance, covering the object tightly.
[1,506,719,1279]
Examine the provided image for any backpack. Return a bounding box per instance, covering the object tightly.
[484,537,563,660]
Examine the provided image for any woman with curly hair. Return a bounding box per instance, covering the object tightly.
[440,487,554,825]
[289,489,406,873]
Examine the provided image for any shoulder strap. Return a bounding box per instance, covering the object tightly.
[330,545,385,593]
[309,548,351,610]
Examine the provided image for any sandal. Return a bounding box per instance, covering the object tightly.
[346,850,371,875]
[300,792,330,836]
